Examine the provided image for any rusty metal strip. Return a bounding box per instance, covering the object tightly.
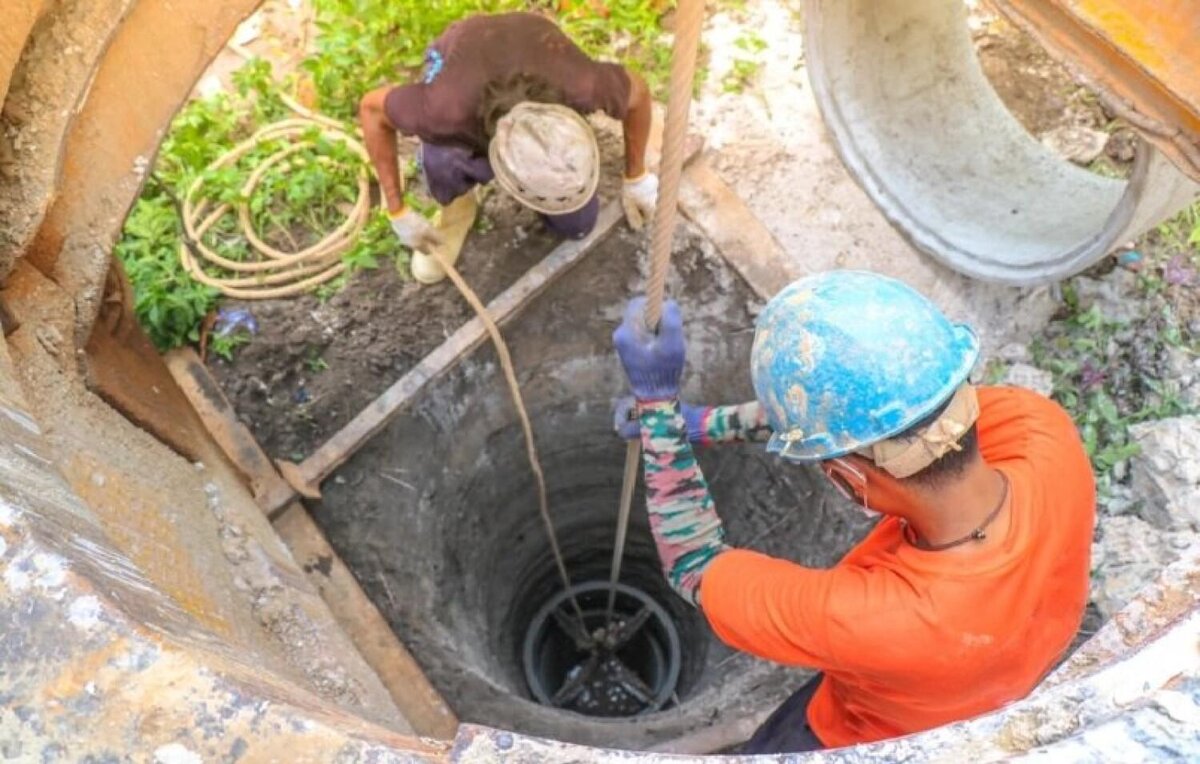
[164,349,296,506]
[164,347,458,738]
[272,500,460,740]
[993,0,1200,181]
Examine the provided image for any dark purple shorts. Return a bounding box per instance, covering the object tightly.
[419,142,599,240]
[737,672,827,754]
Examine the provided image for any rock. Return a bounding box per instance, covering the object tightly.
[1165,347,1200,408]
[1129,416,1200,531]
[1091,515,1187,619]
[1071,269,1142,323]
[1040,125,1110,165]
[1105,130,1138,164]
[997,342,1031,364]
[1002,363,1055,397]
[1100,482,1138,516]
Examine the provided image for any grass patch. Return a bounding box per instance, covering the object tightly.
[1030,199,1199,497]
[720,31,766,93]
[1032,273,1197,495]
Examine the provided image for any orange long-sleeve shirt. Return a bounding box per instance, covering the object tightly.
[699,387,1096,748]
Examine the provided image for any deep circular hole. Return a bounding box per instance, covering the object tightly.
[314,233,876,747]
[523,581,681,717]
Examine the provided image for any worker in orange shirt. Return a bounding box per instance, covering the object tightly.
[611,271,1096,752]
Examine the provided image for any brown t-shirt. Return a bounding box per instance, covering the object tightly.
[383,12,632,152]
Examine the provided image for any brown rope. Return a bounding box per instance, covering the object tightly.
[643,0,706,329]
[437,257,586,624]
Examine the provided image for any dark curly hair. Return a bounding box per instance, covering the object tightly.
[478,73,565,138]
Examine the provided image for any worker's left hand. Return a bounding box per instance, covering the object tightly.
[621,172,658,231]
[613,396,707,442]
[613,296,685,401]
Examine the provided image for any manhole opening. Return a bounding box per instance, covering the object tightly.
[522,580,681,717]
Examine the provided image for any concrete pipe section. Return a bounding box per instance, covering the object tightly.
[804,0,1200,285]
[311,227,876,749]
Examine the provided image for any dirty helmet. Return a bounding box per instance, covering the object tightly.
[750,271,980,463]
[488,102,600,215]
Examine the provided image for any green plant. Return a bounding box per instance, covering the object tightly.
[981,358,1008,386]
[119,2,676,352]
[305,350,330,372]
[116,192,220,350]
[209,332,251,362]
[315,273,350,302]
[116,89,258,350]
[1031,293,1195,494]
[555,1,678,97]
[722,58,763,93]
[721,32,766,93]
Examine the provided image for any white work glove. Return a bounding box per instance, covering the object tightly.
[621,172,659,232]
[388,206,443,252]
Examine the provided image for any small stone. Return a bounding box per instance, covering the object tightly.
[1111,458,1128,482]
[1071,271,1142,323]
[1105,130,1138,163]
[34,325,63,357]
[1090,515,1184,619]
[997,342,1031,364]
[1128,416,1200,532]
[1002,363,1055,397]
[1117,250,1144,271]
[1040,125,1110,165]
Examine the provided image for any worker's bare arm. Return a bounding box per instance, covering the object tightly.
[358,87,407,213]
[622,70,652,179]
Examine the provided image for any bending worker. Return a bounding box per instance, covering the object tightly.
[359,12,656,284]
[612,271,1095,752]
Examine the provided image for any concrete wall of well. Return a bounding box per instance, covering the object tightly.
[1,0,1198,760]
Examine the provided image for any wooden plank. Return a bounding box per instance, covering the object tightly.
[272,501,460,740]
[277,199,626,504]
[165,347,458,738]
[678,155,794,300]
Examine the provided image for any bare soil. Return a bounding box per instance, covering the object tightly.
[209,124,628,461]
[972,1,1137,173]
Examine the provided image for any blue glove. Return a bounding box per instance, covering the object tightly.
[613,297,686,401]
[613,396,709,442]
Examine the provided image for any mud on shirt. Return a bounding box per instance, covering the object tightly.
[383,12,632,153]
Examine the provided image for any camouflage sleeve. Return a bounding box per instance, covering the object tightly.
[639,399,729,606]
[698,401,772,445]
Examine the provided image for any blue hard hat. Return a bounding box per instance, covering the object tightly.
[750,271,980,462]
